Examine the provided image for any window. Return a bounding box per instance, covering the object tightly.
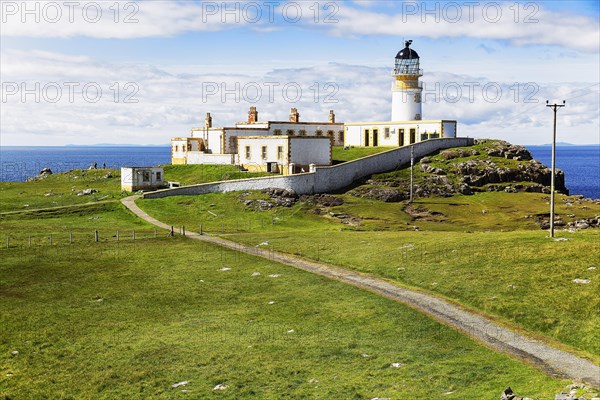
[327,130,334,139]
[338,131,344,143]
[286,129,295,136]
[384,127,390,139]
[174,145,179,152]
[156,172,161,181]
[277,146,284,160]
[187,144,192,151]
[245,146,251,159]
[273,129,282,135]
[142,171,150,182]
[299,129,307,136]
[316,130,323,136]
[261,146,267,160]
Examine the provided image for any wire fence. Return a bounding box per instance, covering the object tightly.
[1,228,166,250]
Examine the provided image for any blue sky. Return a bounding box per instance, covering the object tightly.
[1,0,599,145]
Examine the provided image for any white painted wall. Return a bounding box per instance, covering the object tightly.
[206,130,224,153]
[391,87,422,121]
[171,139,187,160]
[237,137,289,171]
[344,120,453,147]
[121,167,164,190]
[290,138,331,166]
[186,153,234,165]
[443,121,456,138]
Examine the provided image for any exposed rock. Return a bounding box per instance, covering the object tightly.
[485,140,533,161]
[572,278,591,284]
[76,188,98,196]
[255,199,273,210]
[455,159,566,194]
[566,217,600,230]
[350,187,407,203]
[26,168,53,182]
[261,188,298,207]
[300,194,344,207]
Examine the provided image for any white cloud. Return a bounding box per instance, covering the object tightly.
[1,1,598,53]
[1,49,598,146]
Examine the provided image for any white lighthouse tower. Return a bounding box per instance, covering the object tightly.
[391,40,423,121]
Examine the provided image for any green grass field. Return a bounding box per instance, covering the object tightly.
[136,190,600,359]
[1,237,568,398]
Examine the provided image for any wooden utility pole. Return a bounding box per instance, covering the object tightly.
[546,100,566,238]
[409,145,415,204]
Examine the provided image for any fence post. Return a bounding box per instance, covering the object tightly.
[221,224,224,233]
[116,230,120,241]
[95,230,99,242]
[182,226,186,237]
[6,237,9,249]
[28,235,31,247]
[132,230,136,240]
[199,224,203,235]
[49,234,53,246]
[154,229,157,238]
[169,226,174,237]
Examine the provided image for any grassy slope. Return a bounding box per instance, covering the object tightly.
[332,146,396,163]
[0,169,125,213]
[1,237,566,399]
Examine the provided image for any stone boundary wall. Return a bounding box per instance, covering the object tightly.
[143,138,474,199]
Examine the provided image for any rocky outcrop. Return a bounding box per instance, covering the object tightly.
[26,168,53,182]
[262,188,298,207]
[349,187,408,202]
[484,140,533,161]
[457,159,568,194]
[299,194,344,207]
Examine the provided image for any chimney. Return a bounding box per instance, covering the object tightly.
[205,112,212,129]
[328,110,335,123]
[248,106,258,123]
[289,107,300,123]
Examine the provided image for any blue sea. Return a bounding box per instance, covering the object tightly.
[527,145,599,199]
[1,145,598,198]
[0,146,171,183]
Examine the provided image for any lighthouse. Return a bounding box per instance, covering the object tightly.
[391,40,423,121]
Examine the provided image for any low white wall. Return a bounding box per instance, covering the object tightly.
[143,138,473,199]
[143,173,315,199]
[186,152,234,165]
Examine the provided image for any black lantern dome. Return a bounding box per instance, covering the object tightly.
[394,40,422,75]
[396,40,420,60]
